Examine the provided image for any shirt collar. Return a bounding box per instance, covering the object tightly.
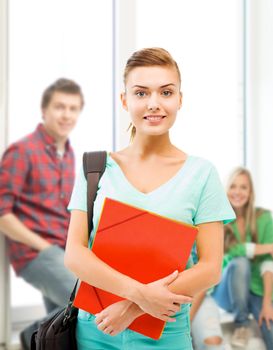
[36,123,71,153]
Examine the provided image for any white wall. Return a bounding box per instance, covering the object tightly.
[246,0,273,210]
[114,0,136,149]
[0,0,10,347]
[8,0,114,170]
[135,0,244,181]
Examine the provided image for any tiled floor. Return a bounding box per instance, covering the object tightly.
[221,318,266,350]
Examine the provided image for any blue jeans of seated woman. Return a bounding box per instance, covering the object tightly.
[212,257,273,350]
[212,257,251,327]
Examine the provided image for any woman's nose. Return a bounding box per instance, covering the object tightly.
[147,94,160,111]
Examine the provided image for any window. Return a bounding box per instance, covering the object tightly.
[135,0,244,180]
[8,0,113,328]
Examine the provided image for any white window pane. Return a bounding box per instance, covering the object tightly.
[8,0,113,309]
[9,0,113,169]
[136,0,243,179]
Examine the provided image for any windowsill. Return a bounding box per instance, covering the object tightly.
[7,304,46,350]
[11,304,46,325]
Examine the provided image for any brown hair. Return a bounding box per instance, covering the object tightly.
[123,48,181,140]
[41,78,84,109]
[224,167,258,251]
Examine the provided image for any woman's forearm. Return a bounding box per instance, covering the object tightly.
[170,221,223,297]
[262,271,273,307]
[168,261,221,297]
[254,244,273,257]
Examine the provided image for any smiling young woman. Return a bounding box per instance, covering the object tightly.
[65,48,235,350]
[212,167,273,350]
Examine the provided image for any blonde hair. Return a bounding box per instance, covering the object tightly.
[224,167,258,251]
[123,48,181,141]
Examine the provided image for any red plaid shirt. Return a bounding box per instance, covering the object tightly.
[0,124,75,274]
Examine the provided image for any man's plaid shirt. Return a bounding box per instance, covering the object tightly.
[0,124,75,274]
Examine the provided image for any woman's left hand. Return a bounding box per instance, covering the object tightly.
[258,303,273,330]
[95,300,144,336]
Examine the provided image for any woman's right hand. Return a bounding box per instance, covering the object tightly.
[133,270,192,322]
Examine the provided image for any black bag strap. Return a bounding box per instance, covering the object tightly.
[83,151,107,234]
[65,151,107,311]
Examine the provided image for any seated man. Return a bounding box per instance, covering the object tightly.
[0,78,84,349]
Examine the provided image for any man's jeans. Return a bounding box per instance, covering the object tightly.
[212,257,273,350]
[19,245,76,348]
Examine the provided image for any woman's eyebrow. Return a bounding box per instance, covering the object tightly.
[131,85,148,89]
[160,83,176,88]
[131,83,176,89]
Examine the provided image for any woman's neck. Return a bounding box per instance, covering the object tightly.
[234,207,246,219]
[128,133,178,157]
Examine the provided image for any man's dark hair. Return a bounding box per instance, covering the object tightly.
[41,78,84,109]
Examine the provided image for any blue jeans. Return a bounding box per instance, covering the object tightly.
[19,245,76,348]
[212,257,273,350]
[20,245,76,311]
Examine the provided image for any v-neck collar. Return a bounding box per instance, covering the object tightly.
[108,153,192,197]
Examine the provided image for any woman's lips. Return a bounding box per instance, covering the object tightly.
[144,115,166,124]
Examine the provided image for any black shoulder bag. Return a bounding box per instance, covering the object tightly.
[31,151,107,350]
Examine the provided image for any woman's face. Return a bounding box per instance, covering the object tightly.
[121,65,182,136]
[227,173,251,210]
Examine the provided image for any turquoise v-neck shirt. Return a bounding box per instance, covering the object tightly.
[69,154,234,233]
[68,154,235,349]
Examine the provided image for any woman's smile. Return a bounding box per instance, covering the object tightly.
[144,115,166,125]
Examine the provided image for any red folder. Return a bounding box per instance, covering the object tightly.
[74,198,198,339]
